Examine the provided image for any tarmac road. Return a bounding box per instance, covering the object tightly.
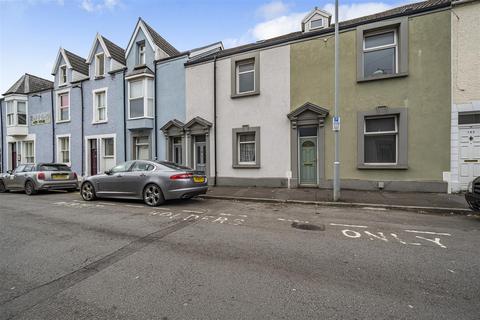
[1,191,479,319]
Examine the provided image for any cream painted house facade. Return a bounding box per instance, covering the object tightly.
[448,0,480,192]
[184,45,292,187]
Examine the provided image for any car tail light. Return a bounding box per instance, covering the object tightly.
[73,172,78,180]
[170,173,193,180]
[37,172,45,180]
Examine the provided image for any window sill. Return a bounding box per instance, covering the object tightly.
[231,91,260,99]
[56,120,71,124]
[58,83,68,88]
[94,75,105,80]
[357,164,408,170]
[357,72,408,83]
[128,116,154,120]
[92,120,108,125]
[232,164,261,169]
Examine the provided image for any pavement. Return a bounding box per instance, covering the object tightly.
[1,191,480,319]
[202,186,472,214]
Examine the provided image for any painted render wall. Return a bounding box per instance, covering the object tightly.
[449,1,480,192]
[157,56,187,160]
[291,10,451,188]
[186,45,291,185]
[83,41,125,172]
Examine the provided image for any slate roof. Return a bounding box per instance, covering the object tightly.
[141,19,180,56]
[187,0,451,66]
[101,35,126,65]
[64,49,89,75]
[126,65,154,78]
[4,73,53,95]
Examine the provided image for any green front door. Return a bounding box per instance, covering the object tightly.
[300,138,317,185]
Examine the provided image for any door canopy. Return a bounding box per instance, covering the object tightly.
[287,102,329,129]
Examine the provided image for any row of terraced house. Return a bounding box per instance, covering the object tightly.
[1,0,479,193]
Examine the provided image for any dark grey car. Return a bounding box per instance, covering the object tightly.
[0,163,78,195]
[80,160,208,206]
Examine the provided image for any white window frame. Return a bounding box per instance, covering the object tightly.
[84,134,116,176]
[56,134,71,165]
[310,18,323,30]
[56,89,71,123]
[92,87,108,124]
[5,97,28,127]
[127,77,154,120]
[362,29,399,76]
[238,133,256,165]
[133,136,150,160]
[363,115,398,165]
[23,140,35,163]
[138,43,146,65]
[59,65,67,85]
[236,59,255,94]
[95,52,105,77]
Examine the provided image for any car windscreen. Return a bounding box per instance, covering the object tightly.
[38,164,71,172]
[155,161,191,171]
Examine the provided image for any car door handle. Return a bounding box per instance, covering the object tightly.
[116,175,123,178]
[140,173,146,177]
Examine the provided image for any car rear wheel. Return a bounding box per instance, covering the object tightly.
[81,182,96,201]
[143,183,164,207]
[0,180,7,193]
[467,200,480,212]
[25,181,37,195]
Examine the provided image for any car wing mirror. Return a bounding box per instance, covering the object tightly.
[6,170,12,175]
[104,170,112,175]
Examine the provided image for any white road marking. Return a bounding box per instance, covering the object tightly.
[415,236,447,249]
[448,269,455,273]
[220,213,232,216]
[330,223,368,228]
[362,207,387,211]
[125,205,144,208]
[364,231,388,242]
[342,230,362,238]
[182,210,204,214]
[405,230,451,236]
[98,202,117,206]
[155,207,171,211]
[238,214,248,218]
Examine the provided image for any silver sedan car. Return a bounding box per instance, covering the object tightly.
[80,160,208,206]
[0,163,78,195]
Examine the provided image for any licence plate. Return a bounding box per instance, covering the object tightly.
[193,176,205,183]
[52,174,68,180]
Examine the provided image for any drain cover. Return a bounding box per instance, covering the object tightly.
[291,222,325,231]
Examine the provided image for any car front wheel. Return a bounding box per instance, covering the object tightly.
[81,182,96,201]
[25,181,37,195]
[143,183,164,207]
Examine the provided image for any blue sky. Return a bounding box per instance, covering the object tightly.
[0,0,413,95]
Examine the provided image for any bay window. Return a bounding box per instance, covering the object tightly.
[5,99,28,126]
[128,78,154,119]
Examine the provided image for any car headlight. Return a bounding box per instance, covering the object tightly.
[468,181,473,193]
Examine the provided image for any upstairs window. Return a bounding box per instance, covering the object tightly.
[94,89,107,123]
[310,18,323,29]
[236,59,255,94]
[138,43,146,65]
[6,100,27,126]
[128,78,154,119]
[363,30,397,78]
[95,53,105,77]
[60,65,67,85]
[231,52,260,98]
[57,92,70,122]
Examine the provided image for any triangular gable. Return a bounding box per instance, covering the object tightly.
[302,7,332,25]
[125,18,158,59]
[184,116,212,129]
[287,102,329,120]
[51,48,72,75]
[161,119,185,132]
[86,33,111,64]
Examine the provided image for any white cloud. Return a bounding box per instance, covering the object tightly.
[323,2,393,22]
[225,1,400,46]
[80,0,120,12]
[256,1,291,20]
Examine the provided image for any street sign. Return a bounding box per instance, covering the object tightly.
[333,116,341,131]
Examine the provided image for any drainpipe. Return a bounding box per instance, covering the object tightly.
[154,60,158,160]
[123,69,127,161]
[213,54,218,186]
[78,83,85,176]
[0,100,3,172]
[50,89,55,162]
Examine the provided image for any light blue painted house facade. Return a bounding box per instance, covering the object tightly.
[0,18,222,180]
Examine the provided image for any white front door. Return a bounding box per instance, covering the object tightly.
[459,126,480,190]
